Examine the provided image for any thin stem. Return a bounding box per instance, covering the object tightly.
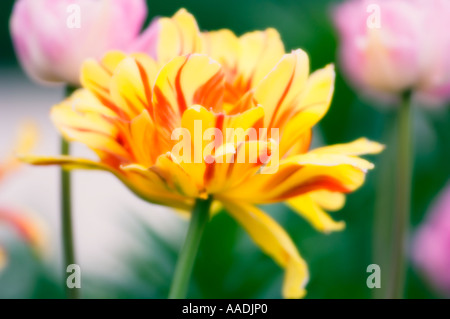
[372,112,396,299]
[387,93,413,299]
[61,85,79,299]
[169,197,212,299]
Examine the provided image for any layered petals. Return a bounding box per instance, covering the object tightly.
[153,55,224,140]
[132,9,204,65]
[22,8,383,299]
[254,50,310,129]
[204,28,285,105]
[278,65,336,156]
[238,29,285,89]
[220,152,375,204]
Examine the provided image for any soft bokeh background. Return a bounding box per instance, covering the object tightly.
[1,0,449,298]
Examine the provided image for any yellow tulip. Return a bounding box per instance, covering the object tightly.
[22,9,383,298]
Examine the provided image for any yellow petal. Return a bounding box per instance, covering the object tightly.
[203,29,240,74]
[222,106,265,144]
[66,88,116,117]
[225,90,257,115]
[222,201,308,299]
[130,53,160,81]
[152,54,224,140]
[114,109,158,167]
[177,105,217,188]
[286,153,375,172]
[110,57,151,119]
[80,51,127,113]
[310,138,385,156]
[20,155,115,171]
[156,9,203,64]
[205,140,273,193]
[286,195,345,233]
[51,96,130,161]
[279,65,335,156]
[21,155,192,210]
[253,50,309,129]
[149,153,201,198]
[210,200,224,217]
[283,129,312,157]
[180,105,217,161]
[120,163,194,211]
[221,155,368,204]
[131,52,160,116]
[202,143,236,193]
[228,140,273,184]
[238,28,285,87]
[309,190,346,212]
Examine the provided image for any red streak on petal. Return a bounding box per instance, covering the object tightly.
[174,56,189,114]
[87,81,128,120]
[193,68,224,112]
[203,156,215,185]
[267,61,296,129]
[153,85,179,132]
[278,176,351,201]
[135,59,154,118]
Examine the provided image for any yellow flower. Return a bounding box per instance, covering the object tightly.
[0,121,37,180]
[22,9,383,298]
[1,122,46,271]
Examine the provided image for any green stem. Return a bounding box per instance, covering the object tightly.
[169,197,212,299]
[387,93,412,299]
[61,85,79,299]
[372,112,396,299]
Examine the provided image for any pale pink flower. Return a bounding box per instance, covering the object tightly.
[10,0,147,85]
[333,0,450,107]
[413,183,450,296]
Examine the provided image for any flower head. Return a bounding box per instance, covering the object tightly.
[0,123,46,272]
[413,183,450,296]
[23,9,383,298]
[0,207,48,271]
[10,0,147,85]
[333,0,450,106]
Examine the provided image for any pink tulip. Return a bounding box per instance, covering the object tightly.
[10,0,147,86]
[333,0,450,107]
[413,183,450,296]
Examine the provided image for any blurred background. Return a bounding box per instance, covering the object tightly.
[0,0,449,298]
